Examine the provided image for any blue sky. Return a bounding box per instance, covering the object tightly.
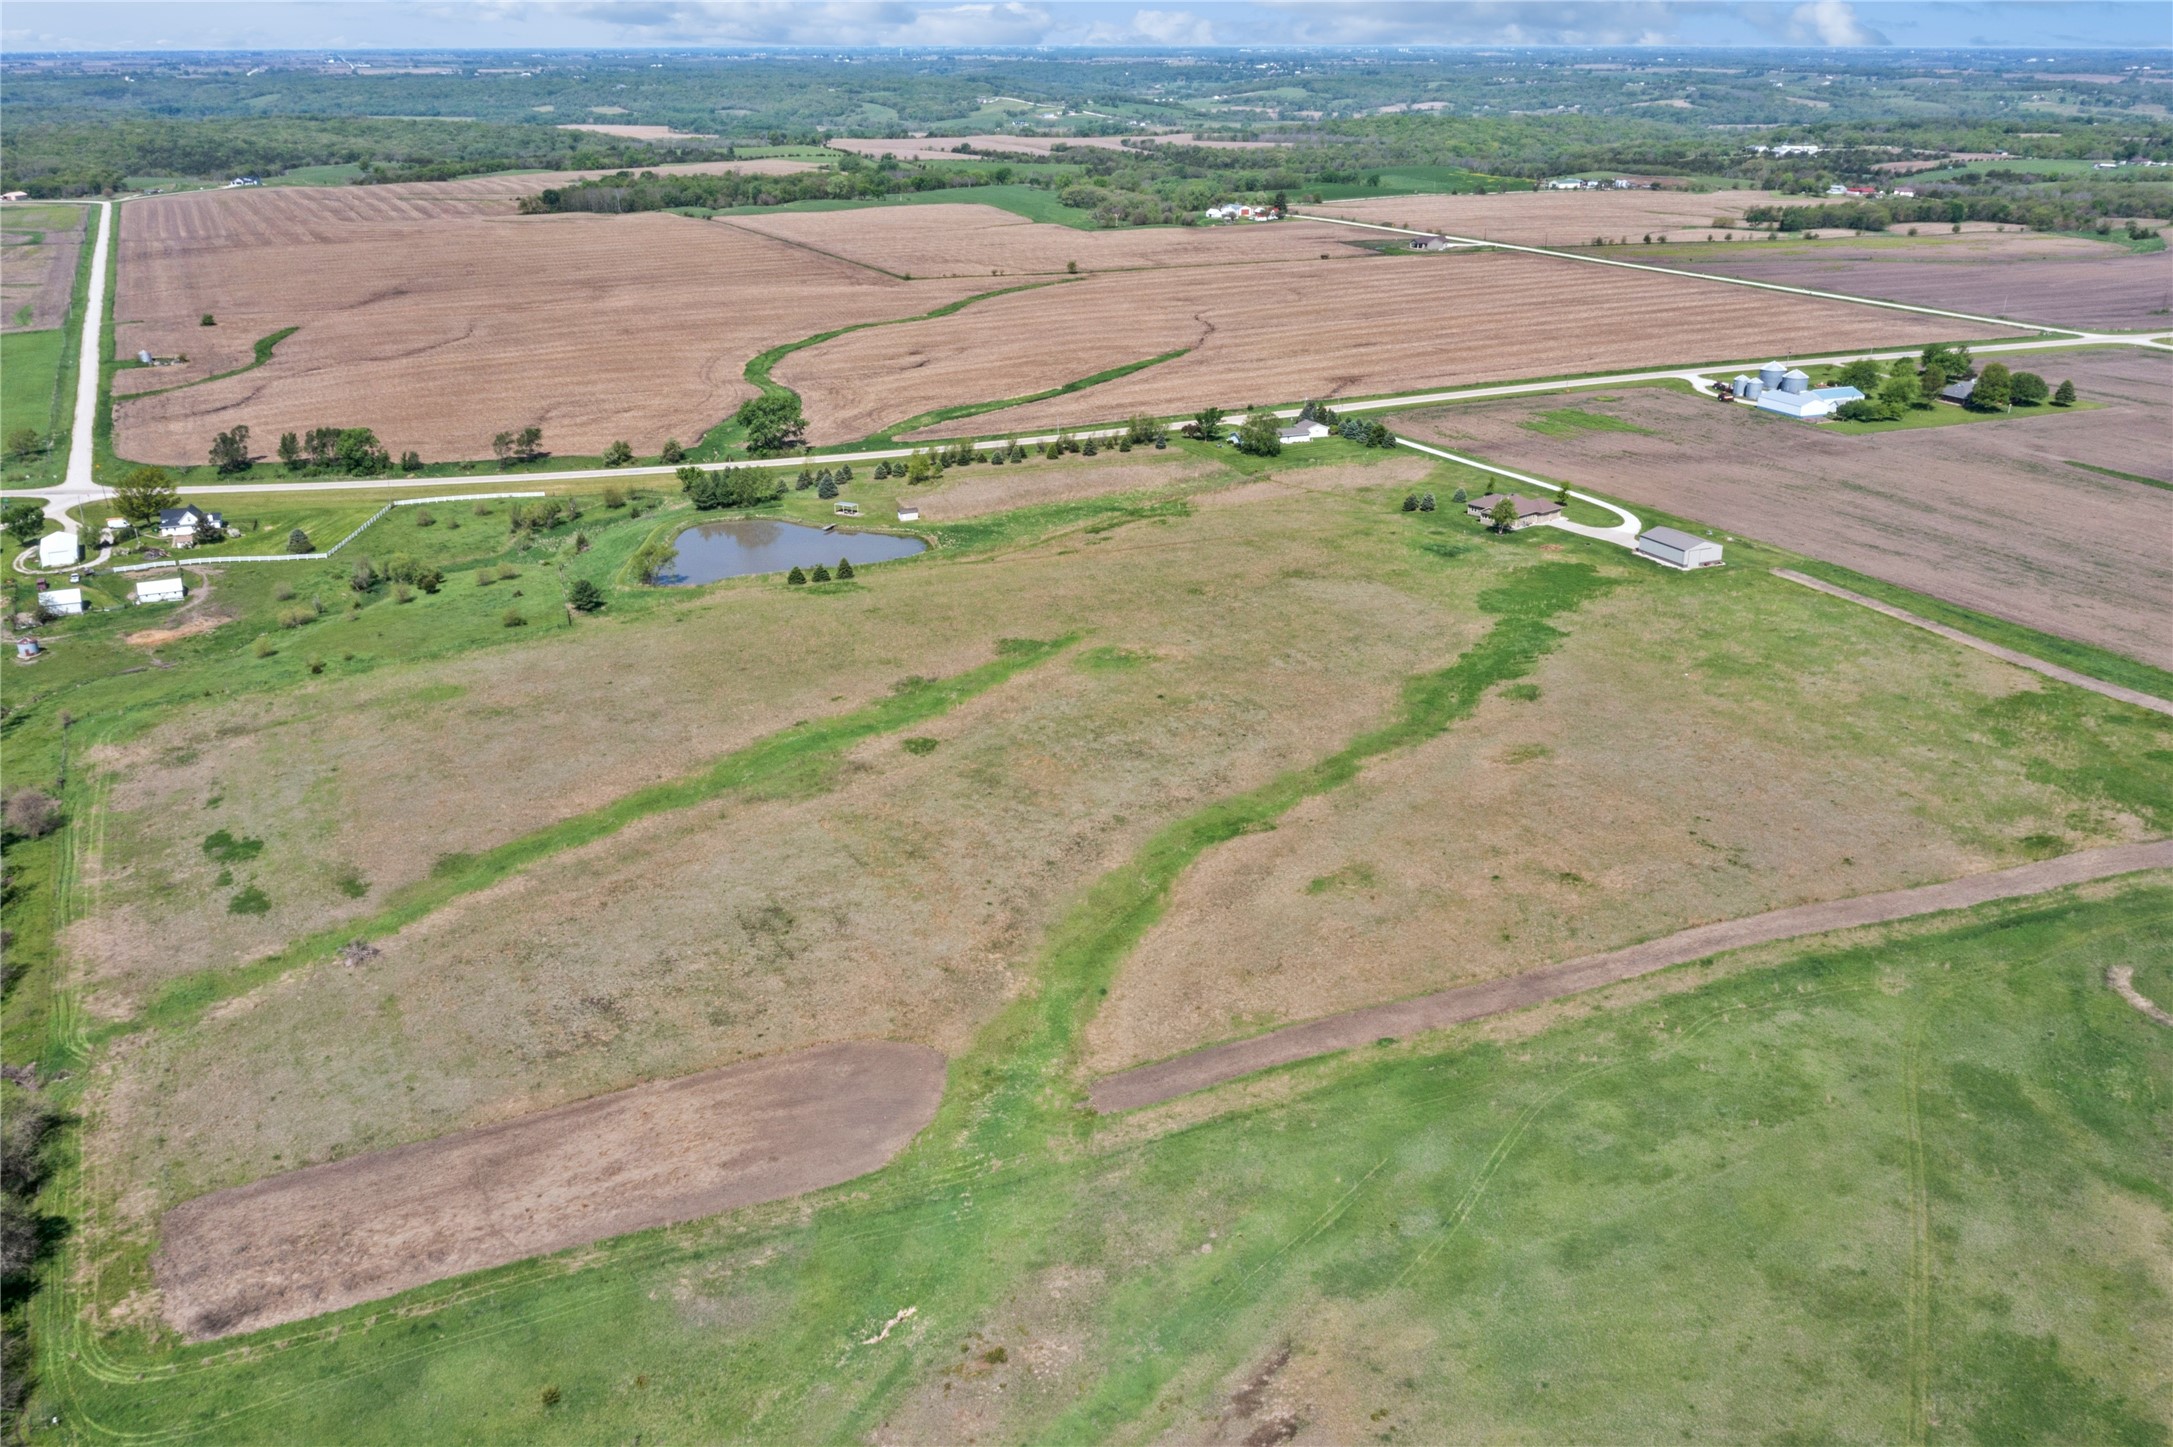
[3,1,2168,52]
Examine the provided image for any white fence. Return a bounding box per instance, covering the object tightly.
[103,493,544,573]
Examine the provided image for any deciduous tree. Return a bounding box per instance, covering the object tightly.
[208,424,252,474]
[114,466,180,529]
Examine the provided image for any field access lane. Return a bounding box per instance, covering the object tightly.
[1089,838,2173,1113]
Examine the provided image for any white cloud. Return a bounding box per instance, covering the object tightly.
[1787,0,1887,45]
[1249,1,1702,47]
[1127,7,1215,43]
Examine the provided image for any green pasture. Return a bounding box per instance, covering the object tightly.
[33,873,2172,1443]
[1,329,64,448]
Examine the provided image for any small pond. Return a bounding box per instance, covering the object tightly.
[657,518,926,586]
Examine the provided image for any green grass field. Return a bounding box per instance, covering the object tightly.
[0,329,64,448]
[30,877,2172,1443]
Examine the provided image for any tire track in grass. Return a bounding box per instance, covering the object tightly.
[120,634,1076,1039]
[1904,1006,1934,1447]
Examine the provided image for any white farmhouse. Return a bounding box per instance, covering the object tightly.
[1636,526,1724,569]
[1277,420,1330,445]
[157,506,225,544]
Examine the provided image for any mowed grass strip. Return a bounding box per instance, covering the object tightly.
[133,634,1075,1034]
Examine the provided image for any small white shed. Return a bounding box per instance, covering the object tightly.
[896,505,920,522]
[42,587,86,616]
[38,531,79,569]
[1636,526,1724,570]
[135,576,186,605]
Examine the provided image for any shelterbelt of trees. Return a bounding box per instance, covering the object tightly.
[1747,187,2173,232]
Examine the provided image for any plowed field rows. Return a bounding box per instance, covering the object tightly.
[725,202,1371,277]
[112,186,978,465]
[775,248,2015,442]
[1303,188,1799,244]
[825,133,1283,162]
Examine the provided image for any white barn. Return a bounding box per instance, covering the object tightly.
[41,587,86,616]
[134,576,186,605]
[1637,526,1724,569]
[37,531,78,569]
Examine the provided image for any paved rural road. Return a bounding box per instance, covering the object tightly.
[1776,570,2173,718]
[1088,838,2173,1113]
[47,201,112,541]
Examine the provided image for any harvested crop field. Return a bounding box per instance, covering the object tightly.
[778,247,2017,441]
[1088,556,2170,1076]
[824,133,1283,163]
[154,1040,945,1339]
[1388,347,2173,666]
[1300,189,1797,245]
[110,183,979,464]
[1649,233,2173,331]
[1,201,87,331]
[724,202,1371,277]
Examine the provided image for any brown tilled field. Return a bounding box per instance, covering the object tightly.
[776,247,2017,441]
[1085,555,2160,1076]
[155,1040,944,1340]
[110,183,978,465]
[724,202,1372,277]
[1387,347,2173,667]
[1299,189,1799,244]
[1,202,87,331]
[1649,233,2173,331]
[824,133,1283,163]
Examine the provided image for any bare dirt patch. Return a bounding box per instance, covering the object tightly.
[1387,349,2173,666]
[1088,566,2159,1079]
[110,180,978,464]
[1300,189,1801,245]
[153,1039,944,1340]
[1,203,87,332]
[121,616,223,648]
[784,249,2003,442]
[1653,234,2173,331]
[725,203,1371,278]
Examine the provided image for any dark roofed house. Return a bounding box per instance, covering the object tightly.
[1939,377,1976,404]
[1465,492,1564,530]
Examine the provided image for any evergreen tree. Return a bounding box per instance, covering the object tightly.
[818,477,838,499]
[810,563,831,583]
[836,558,855,580]
[1420,493,1437,512]
[567,578,605,612]
[2054,379,2077,406]
[786,566,807,585]
[1402,494,1419,512]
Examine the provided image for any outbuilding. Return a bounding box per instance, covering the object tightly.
[14,638,40,659]
[896,504,921,522]
[834,500,861,517]
[42,588,86,617]
[1636,526,1724,569]
[134,576,186,605]
[37,531,79,569]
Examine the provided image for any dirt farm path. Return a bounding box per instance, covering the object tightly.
[154,1039,946,1340]
[1775,570,2173,718]
[1089,839,2173,1113]
[2109,966,2173,1027]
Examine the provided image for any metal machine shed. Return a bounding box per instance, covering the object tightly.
[1636,527,1724,569]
